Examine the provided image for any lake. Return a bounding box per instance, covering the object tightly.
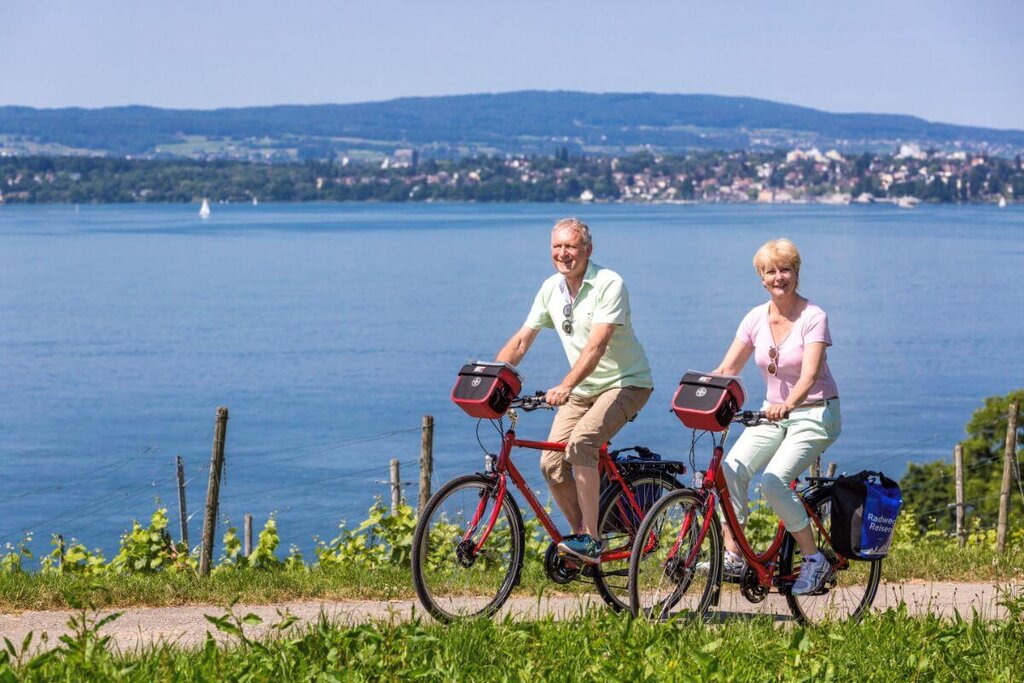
[1,202,1022,558]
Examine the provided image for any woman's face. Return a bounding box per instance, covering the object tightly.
[760,260,798,297]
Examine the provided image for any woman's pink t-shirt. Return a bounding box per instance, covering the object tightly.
[736,301,839,405]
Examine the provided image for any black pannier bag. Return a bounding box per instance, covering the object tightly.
[604,447,684,529]
[671,371,745,432]
[830,470,903,560]
[451,362,522,419]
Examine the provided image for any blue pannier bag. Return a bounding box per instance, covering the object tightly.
[830,470,902,560]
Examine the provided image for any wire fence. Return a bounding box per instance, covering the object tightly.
[1,405,1019,557]
[0,422,428,551]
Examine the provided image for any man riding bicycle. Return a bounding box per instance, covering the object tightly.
[496,218,653,565]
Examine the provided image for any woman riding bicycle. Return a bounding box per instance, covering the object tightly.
[711,238,841,596]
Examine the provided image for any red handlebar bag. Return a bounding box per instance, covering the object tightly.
[671,371,745,432]
[451,362,522,419]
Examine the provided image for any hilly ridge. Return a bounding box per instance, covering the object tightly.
[2,91,1022,159]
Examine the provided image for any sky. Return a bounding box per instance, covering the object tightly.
[2,1,1023,130]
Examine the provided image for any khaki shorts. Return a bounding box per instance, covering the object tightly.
[540,386,653,484]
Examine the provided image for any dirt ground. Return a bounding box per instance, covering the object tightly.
[0,581,1016,654]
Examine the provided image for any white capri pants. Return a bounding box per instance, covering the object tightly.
[722,398,841,533]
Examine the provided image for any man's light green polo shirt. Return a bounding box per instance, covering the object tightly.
[524,261,653,398]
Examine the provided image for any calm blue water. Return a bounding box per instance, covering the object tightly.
[1,202,1022,558]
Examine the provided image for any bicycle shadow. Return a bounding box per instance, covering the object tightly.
[704,608,792,623]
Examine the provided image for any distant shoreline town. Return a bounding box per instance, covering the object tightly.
[1,145,1020,205]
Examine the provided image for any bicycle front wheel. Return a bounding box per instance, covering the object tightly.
[780,488,882,624]
[628,489,721,621]
[594,471,682,612]
[411,474,525,622]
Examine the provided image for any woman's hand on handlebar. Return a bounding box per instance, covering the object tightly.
[763,403,793,421]
[544,384,572,407]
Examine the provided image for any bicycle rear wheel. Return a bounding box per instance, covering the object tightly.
[780,488,882,624]
[411,474,525,622]
[628,489,721,620]
[593,471,681,612]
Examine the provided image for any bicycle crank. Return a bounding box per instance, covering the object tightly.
[739,567,767,603]
[543,542,581,584]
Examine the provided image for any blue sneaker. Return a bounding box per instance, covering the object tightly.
[557,534,604,565]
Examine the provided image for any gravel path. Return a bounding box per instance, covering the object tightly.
[0,581,1016,654]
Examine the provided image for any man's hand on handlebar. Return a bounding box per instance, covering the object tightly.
[513,392,553,411]
[544,384,573,407]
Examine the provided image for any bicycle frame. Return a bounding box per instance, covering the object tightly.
[464,423,650,565]
[672,424,837,589]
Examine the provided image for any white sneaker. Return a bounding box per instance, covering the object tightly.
[791,552,832,595]
[697,551,744,580]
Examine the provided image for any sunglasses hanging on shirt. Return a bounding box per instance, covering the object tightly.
[561,303,573,335]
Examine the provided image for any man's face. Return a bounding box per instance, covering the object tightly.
[550,227,592,280]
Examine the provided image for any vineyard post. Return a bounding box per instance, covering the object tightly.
[57,534,65,572]
[244,514,253,558]
[954,444,965,548]
[419,415,434,511]
[826,462,837,478]
[199,406,229,576]
[390,459,402,514]
[810,456,821,478]
[996,401,1019,553]
[176,455,189,549]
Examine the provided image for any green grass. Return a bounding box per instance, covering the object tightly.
[1,542,1021,612]
[884,542,1024,583]
[0,565,410,611]
[0,562,592,611]
[3,597,1023,681]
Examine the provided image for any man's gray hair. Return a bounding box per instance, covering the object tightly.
[552,217,592,247]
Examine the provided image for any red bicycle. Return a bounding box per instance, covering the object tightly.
[627,410,882,625]
[411,392,685,622]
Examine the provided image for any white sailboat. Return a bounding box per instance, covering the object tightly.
[998,196,1007,208]
[252,196,259,206]
[199,198,211,218]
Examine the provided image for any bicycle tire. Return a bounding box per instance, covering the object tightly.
[627,488,721,620]
[411,474,525,622]
[779,487,882,624]
[593,471,682,612]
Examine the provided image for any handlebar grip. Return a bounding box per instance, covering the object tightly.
[512,392,552,411]
[734,410,777,425]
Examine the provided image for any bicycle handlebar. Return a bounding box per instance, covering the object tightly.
[510,391,553,412]
[732,410,773,426]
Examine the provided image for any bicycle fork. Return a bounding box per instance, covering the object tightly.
[660,489,724,606]
[458,473,509,565]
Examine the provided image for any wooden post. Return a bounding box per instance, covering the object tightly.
[996,401,1019,553]
[199,406,229,576]
[176,455,189,549]
[57,534,65,572]
[390,459,402,514]
[244,514,253,558]
[826,462,837,478]
[954,444,966,548]
[810,455,821,478]
[419,415,434,511]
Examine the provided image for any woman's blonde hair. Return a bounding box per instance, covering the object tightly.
[753,238,801,277]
